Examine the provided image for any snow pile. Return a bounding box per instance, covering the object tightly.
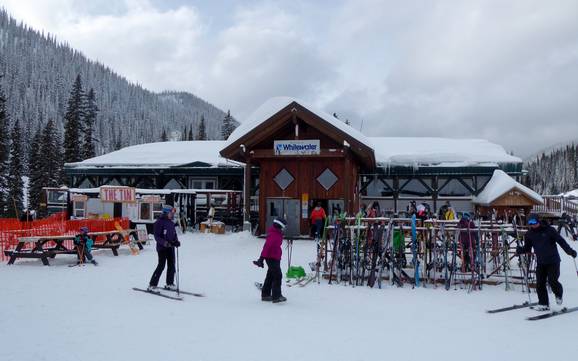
[473,169,544,205]
[225,97,370,148]
[67,141,239,168]
[1,231,576,361]
[370,137,522,167]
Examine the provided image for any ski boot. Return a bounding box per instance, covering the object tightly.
[261,296,273,302]
[90,259,98,266]
[164,284,178,291]
[272,296,287,304]
[147,285,160,293]
[556,296,563,306]
[533,305,550,312]
[253,257,264,268]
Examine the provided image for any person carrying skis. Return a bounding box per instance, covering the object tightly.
[253,217,288,303]
[74,226,97,265]
[310,202,326,238]
[148,206,181,293]
[517,214,577,311]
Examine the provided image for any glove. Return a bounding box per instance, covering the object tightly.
[515,246,523,255]
[174,240,181,248]
[253,257,264,268]
[571,250,577,258]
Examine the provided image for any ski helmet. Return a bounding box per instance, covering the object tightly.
[273,217,287,230]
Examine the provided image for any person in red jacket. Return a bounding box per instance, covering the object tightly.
[310,202,327,238]
[253,217,287,303]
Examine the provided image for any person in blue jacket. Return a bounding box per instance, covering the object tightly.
[517,214,577,311]
[74,226,97,265]
[148,206,181,292]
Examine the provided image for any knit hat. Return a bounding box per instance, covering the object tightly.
[80,226,89,234]
[273,217,287,229]
[162,206,174,214]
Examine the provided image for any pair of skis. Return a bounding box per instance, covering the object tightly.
[487,301,578,320]
[132,287,205,301]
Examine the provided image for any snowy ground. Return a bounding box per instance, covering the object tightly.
[1,232,577,361]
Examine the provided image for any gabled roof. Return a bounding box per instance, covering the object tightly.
[66,141,240,169]
[220,97,375,168]
[473,169,543,206]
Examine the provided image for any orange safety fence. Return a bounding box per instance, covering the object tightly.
[0,212,130,263]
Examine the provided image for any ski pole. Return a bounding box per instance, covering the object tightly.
[176,246,180,297]
[574,258,578,278]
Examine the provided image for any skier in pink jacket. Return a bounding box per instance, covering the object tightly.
[253,217,287,303]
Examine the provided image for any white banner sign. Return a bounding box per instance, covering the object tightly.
[100,187,136,203]
[274,140,320,155]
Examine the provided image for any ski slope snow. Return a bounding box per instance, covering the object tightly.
[0,232,576,361]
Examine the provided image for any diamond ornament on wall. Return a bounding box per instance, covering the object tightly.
[317,168,338,190]
[274,168,295,190]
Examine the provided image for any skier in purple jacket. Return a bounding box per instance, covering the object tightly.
[253,218,287,303]
[148,206,181,293]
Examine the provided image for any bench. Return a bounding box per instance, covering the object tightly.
[5,230,145,265]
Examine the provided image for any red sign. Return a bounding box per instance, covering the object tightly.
[100,187,136,203]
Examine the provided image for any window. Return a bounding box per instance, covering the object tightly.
[152,203,163,219]
[140,203,151,220]
[73,201,86,218]
[316,168,338,191]
[274,168,295,190]
[47,190,67,204]
[190,178,217,190]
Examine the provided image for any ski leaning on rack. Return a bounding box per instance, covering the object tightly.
[162,286,205,297]
[526,306,578,321]
[132,287,184,301]
[486,301,538,313]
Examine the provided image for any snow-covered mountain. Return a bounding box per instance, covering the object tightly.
[0,9,234,155]
[524,143,578,194]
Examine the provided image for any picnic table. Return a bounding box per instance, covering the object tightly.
[4,230,144,266]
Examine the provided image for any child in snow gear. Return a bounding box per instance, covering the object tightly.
[258,217,288,303]
[74,226,97,265]
[148,206,181,292]
[517,214,577,311]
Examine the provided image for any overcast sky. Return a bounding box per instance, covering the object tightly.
[2,0,577,157]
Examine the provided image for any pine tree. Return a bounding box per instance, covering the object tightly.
[221,110,236,140]
[41,119,64,187]
[82,88,98,160]
[28,124,44,211]
[161,129,168,142]
[0,78,9,215]
[188,126,193,141]
[6,119,23,217]
[197,115,207,140]
[63,74,85,163]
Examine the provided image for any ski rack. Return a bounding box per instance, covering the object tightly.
[317,216,537,291]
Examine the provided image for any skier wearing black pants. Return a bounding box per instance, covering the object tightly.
[517,214,577,311]
[148,206,181,293]
[253,217,287,303]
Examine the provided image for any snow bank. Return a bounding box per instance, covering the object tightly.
[473,169,544,205]
[370,137,522,167]
[1,231,576,361]
[67,141,239,168]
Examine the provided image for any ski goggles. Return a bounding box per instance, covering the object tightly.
[527,218,539,225]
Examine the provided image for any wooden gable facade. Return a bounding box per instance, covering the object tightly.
[220,101,375,236]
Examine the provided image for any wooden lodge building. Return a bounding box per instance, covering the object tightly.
[65,97,532,236]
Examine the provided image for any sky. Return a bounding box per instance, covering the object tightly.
[1,0,577,158]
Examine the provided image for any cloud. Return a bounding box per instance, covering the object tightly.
[1,0,577,157]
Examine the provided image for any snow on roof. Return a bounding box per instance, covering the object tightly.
[225,96,370,148]
[473,169,543,206]
[369,137,522,167]
[67,141,240,168]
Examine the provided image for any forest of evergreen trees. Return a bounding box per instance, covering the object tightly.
[524,144,578,195]
[0,9,239,217]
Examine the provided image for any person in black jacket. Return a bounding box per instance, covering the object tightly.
[517,214,577,311]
